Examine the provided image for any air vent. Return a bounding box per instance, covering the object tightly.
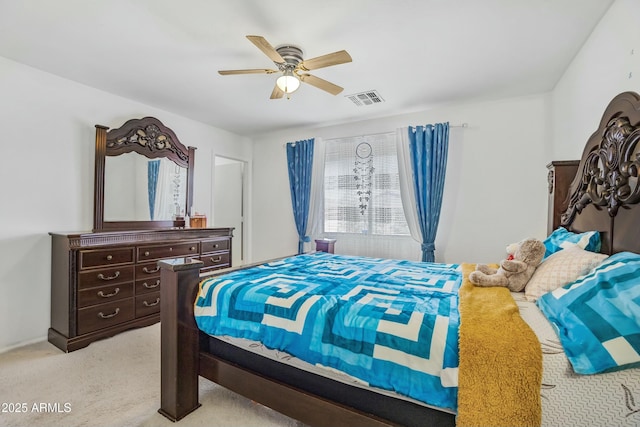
[346,90,385,106]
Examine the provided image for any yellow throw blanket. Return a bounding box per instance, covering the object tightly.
[457,263,542,427]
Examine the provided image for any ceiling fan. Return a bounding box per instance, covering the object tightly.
[218,35,352,99]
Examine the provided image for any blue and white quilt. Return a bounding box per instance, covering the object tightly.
[194,252,462,410]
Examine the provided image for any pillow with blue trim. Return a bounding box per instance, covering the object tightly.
[536,251,640,374]
[543,227,601,259]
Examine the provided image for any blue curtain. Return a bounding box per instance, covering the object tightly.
[408,123,449,262]
[147,160,160,220]
[286,138,314,254]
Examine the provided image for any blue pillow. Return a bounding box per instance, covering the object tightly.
[543,227,601,259]
[536,251,640,374]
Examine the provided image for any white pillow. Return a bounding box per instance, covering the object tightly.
[524,245,607,301]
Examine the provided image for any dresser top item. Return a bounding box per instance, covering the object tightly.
[50,227,234,249]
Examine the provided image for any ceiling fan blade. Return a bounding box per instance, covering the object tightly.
[298,50,352,71]
[270,84,285,99]
[218,68,278,75]
[246,35,285,64]
[299,74,344,95]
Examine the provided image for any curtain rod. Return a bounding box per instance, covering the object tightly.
[322,123,468,143]
[284,123,468,147]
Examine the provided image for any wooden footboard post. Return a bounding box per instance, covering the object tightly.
[158,257,204,421]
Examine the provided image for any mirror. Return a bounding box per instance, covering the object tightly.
[93,117,195,231]
[104,155,187,221]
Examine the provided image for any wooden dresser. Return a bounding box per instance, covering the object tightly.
[49,227,233,352]
[546,160,579,234]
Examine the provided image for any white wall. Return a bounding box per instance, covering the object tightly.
[0,56,252,352]
[551,0,639,160]
[251,94,551,265]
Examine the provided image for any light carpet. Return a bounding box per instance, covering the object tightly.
[0,324,305,427]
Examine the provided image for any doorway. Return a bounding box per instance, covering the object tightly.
[213,156,245,266]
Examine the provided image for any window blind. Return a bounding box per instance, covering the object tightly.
[323,133,409,236]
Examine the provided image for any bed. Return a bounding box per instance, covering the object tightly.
[157,91,640,427]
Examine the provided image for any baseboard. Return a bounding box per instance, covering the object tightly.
[0,334,48,355]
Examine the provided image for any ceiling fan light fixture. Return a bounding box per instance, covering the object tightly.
[276,70,300,94]
[219,36,351,99]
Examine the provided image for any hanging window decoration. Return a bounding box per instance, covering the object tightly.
[354,141,374,215]
[324,132,409,236]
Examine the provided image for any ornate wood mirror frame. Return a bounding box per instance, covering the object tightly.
[93,116,195,231]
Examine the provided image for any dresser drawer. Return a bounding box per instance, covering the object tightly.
[135,262,162,278]
[201,238,230,253]
[77,299,135,335]
[137,242,200,262]
[78,265,134,289]
[78,283,134,308]
[135,277,161,294]
[201,251,230,270]
[135,292,161,317]
[79,247,135,269]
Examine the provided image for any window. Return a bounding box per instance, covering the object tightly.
[323,133,409,236]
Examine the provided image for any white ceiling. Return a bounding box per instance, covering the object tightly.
[0,0,613,137]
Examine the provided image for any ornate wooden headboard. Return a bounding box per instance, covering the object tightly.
[557,91,640,255]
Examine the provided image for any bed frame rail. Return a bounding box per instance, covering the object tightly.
[198,352,397,427]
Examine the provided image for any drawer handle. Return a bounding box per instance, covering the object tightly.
[97,288,120,298]
[97,271,120,281]
[144,251,150,257]
[98,308,120,319]
[213,244,219,249]
[106,255,113,261]
[210,256,222,263]
[143,298,160,307]
[190,246,196,251]
[142,266,160,274]
[143,280,160,289]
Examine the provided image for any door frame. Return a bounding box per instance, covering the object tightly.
[212,154,250,266]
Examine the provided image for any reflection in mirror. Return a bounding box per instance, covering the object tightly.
[104,154,187,221]
[94,117,195,231]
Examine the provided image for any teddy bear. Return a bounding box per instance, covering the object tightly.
[469,238,546,292]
